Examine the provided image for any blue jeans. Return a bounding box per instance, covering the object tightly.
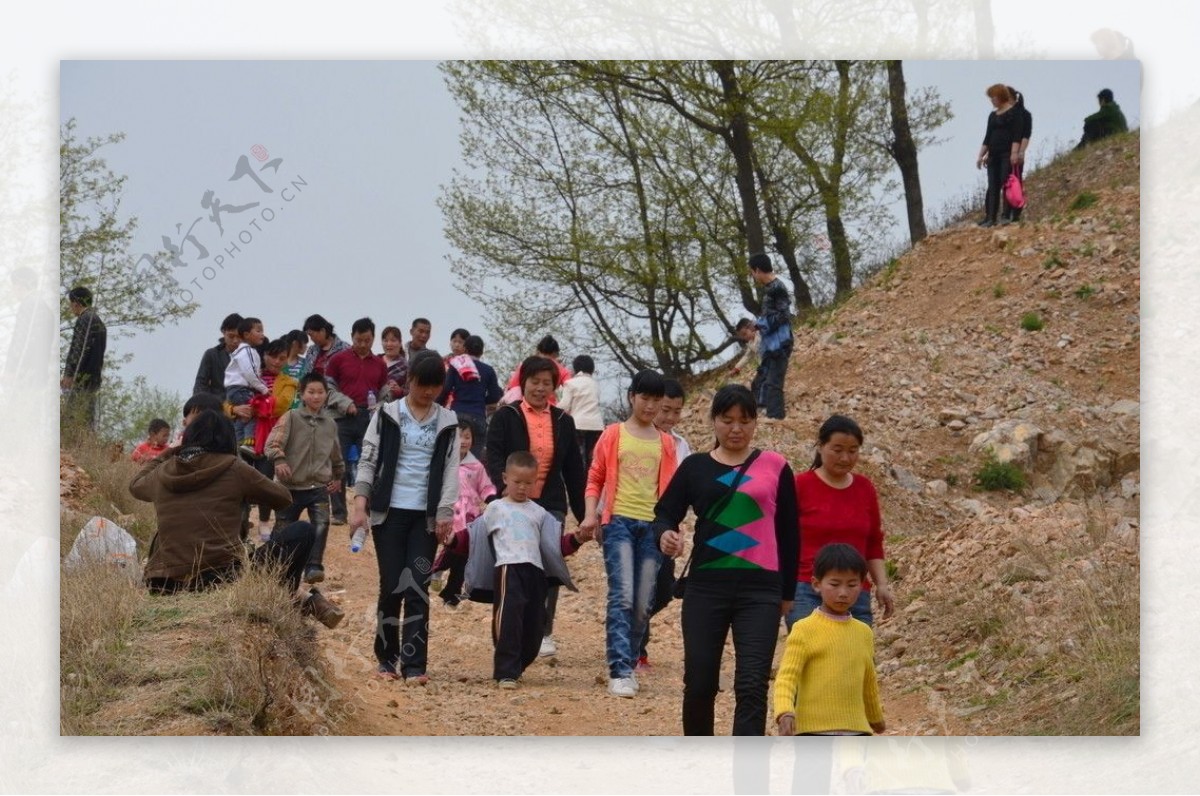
[785,581,873,631]
[226,385,254,443]
[601,515,663,678]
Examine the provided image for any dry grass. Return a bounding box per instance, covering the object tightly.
[60,428,345,736]
[60,428,157,555]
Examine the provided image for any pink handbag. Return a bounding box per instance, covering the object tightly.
[1004,173,1026,209]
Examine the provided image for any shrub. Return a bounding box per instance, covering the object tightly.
[975,455,1026,491]
[1074,284,1096,300]
[1070,191,1099,211]
[1020,312,1044,332]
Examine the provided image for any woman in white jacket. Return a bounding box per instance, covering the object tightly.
[351,351,460,683]
[558,355,605,472]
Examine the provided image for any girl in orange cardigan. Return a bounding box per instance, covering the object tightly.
[578,370,679,698]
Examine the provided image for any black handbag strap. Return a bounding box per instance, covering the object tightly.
[677,449,761,580]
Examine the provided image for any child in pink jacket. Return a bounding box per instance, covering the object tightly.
[433,421,496,607]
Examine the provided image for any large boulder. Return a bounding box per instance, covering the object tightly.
[969,420,1043,467]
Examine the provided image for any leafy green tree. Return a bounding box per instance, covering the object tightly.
[59,118,196,364]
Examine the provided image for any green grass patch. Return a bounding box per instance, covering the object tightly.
[975,455,1026,491]
[1070,191,1099,211]
[1020,312,1044,332]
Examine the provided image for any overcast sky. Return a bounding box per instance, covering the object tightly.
[60,58,1140,402]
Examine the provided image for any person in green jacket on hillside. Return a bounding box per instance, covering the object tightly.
[1075,88,1128,150]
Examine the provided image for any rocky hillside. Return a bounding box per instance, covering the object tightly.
[677,131,1140,735]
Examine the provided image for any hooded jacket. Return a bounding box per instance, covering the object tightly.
[352,399,460,530]
[130,448,291,582]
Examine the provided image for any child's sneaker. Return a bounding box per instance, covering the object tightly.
[303,564,325,584]
[442,595,461,610]
[539,636,557,657]
[301,588,344,629]
[498,678,518,690]
[374,664,400,681]
[404,673,430,686]
[607,677,636,698]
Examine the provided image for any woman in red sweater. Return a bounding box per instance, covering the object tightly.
[786,415,895,630]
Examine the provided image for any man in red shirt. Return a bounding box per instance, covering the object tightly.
[325,317,388,524]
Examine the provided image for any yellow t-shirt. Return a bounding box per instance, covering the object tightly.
[611,424,662,522]
[773,609,884,735]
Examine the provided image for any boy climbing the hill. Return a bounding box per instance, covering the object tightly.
[749,253,793,420]
[774,543,885,736]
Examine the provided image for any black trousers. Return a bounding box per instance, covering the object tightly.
[984,149,1012,223]
[145,520,315,595]
[372,508,437,677]
[492,562,548,681]
[640,556,677,657]
[331,409,370,520]
[275,487,331,570]
[680,575,781,736]
[577,429,602,474]
[752,349,791,419]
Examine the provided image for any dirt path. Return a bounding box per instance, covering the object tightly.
[312,522,965,737]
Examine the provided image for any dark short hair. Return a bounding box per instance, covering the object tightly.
[237,317,262,336]
[220,313,244,332]
[813,543,868,580]
[411,317,431,330]
[351,317,375,336]
[812,414,864,469]
[628,369,666,398]
[506,450,539,471]
[263,338,288,357]
[451,327,470,341]
[748,252,773,273]
[735,317,756,331]
[457,419,475,434]
[303,314,334,336]
[147,418,170,435]
[67,286,93,306]
[519,356,559,389]
[182,393,223,419]
[181,409,236,454]
[299,372,329,392]
[285,329,308,348]
[464,334,484,357]
[409,349,446,387]
[710,384,756,420]
[535,335,560,356]
[572,355,594,375]
[381,325,403,342]
[663,378,686,401]
[1098,88,1115,103]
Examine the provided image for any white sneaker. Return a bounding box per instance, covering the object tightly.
[608,677,637,698]
[630,671,640,692]
[539,636,557,657]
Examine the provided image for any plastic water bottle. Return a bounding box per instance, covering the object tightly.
[367,390,377,411]
[350,526,368,553]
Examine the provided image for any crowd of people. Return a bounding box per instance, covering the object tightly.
[112,250,900,737]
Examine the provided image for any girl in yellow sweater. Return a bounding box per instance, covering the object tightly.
[774,543,886,736]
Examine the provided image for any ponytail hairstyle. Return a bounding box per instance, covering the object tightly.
[811,414,864,470]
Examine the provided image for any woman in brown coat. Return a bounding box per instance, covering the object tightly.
[129,409,342,626]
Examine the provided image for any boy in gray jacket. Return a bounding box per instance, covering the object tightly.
[439,451,594,688]
[266,373,345,584]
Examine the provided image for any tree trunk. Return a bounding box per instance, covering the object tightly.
[712,60,766,316]
[886,60,928,245]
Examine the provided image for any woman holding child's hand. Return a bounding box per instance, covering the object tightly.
[651,384,798,736]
